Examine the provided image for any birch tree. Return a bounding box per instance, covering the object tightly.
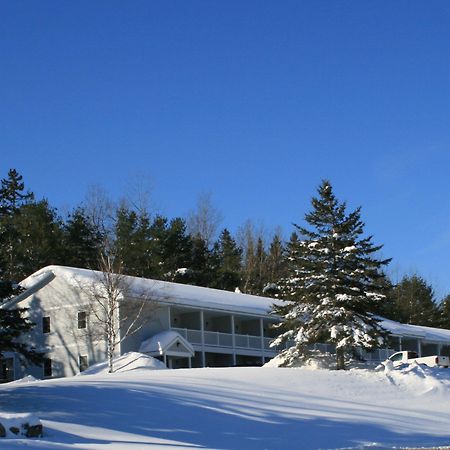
[79,252,157,373]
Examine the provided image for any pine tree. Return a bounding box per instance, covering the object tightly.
[0,169,34,215]
[211,229,242,291]
[113,206,152,277]
[188,236,215,287]
[391,275,439,327]
[272,180,391,369]
[0,170,43,366]
[438,294,450,330]
[162,218,193,282]
[63,207,103,269]
[0,169,35,281]
[147,215,169,279]
[11,200,64,279]
[0,298,43,367]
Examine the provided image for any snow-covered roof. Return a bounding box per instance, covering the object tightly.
[20,265,278,317]
[18,265,450,346]
[139,330,194,355]
[380,317,450,343]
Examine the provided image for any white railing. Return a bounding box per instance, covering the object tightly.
[171,327,276,352]
[204,331,233,347]
[172,327,202,344]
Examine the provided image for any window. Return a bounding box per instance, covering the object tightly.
[43,358,52,377]
[79,355,88,373]
[389,353,403,362]
[42,316,50,334]
[77,311,87,329]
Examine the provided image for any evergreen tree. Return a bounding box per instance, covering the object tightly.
[0,303,43,366]
[391,275,439,327]
[187,236,215,287]
[211,229,242,291]
[147,215,170,279]
[0,169,34,215]
[11,200,64,279]
[113,206,152,277]
[0,170,43,365]
[63,208,103,269]
[272,181,391,369]
[438,294,450,330]
[0,169,35,281]
[162,218,193,282]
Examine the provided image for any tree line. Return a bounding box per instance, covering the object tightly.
[1,168,449,333]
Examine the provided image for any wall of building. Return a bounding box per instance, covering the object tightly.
[18,274,110,378]
[120,303,170,355]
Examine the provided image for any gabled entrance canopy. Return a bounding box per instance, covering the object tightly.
[139,330,195,368]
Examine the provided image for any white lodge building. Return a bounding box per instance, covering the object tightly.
[2,266,280,380]
[2,265,450,381]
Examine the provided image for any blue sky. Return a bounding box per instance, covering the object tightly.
[1,1,449,297]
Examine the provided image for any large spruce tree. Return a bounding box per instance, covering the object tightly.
[272,180,391,369]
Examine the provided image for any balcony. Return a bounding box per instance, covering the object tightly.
[171,327,275,353]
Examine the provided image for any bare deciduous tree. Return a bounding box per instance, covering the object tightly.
[237,220,268,294]
[187,192,223,248]
[83,185,116,237]
[77,252,158,373]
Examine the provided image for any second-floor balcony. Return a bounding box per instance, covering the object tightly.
[171,327,276,352]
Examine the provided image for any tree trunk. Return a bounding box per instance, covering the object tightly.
[336,348,345,370]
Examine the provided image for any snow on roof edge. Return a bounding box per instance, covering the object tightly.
[19,266,450,344]
[20,265,278,317]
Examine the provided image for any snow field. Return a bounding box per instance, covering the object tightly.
[1,360,450,449]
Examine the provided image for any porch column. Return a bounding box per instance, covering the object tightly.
[398,337,402,351]
[200,310,205,367]
[231,315,236,366]
[260,318,265,365]
[417,339,422,357]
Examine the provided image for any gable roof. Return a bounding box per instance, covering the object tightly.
[139,330,194,356]
[19,265,278,317]
[16,265,450,346]
[0,270,56,310]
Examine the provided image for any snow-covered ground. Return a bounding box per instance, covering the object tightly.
[1,356,450,449]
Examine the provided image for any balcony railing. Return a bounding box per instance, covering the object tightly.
[171,327,275,352]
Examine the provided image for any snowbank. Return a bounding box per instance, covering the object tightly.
[383,360,450,396]
[78,352,167,375]
[264,349,339,370]
[7,375,39,384]
[2,365,450,449]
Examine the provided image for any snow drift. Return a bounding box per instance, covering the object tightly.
[78,352,167,375]
[1,364,450,449]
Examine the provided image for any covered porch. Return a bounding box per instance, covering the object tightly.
[140,330,195,369]
[168,306,278,367]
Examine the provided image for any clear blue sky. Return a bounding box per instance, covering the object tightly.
[1,2,449,297]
